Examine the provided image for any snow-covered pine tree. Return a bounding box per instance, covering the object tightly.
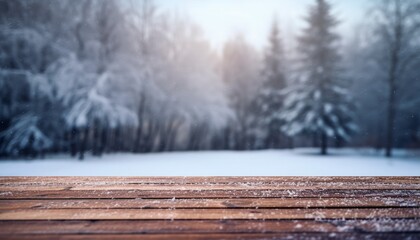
[0,1,66,157]
[253,20,288,149]
[281,0,356,155]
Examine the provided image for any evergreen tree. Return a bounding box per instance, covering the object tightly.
[281,0,356,155]
[254,20,288,149]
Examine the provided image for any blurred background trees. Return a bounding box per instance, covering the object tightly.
[0,0,419,159]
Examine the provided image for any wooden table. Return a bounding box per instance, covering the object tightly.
[0,177,419,239]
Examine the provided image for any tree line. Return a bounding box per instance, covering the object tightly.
[0,0,419,159]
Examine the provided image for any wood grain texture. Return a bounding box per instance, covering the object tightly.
[0,177,419,239]
[1,219,419,234]
[2,189,419,199]
[1,233,420,240]
[1,197,419,210]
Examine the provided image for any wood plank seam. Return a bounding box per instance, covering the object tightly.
[0,177,419,239]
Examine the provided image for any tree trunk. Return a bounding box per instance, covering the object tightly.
[134,94,145,152]
[79,128,88,161]
[134,125,142,152]
[313,133,318,148]
[114,127,120,152]
[70,128,78,157]
[288,137,294,149]
[386,1,403,158]
[92,122,100,156]
[386,85,396,158]
[98,127,107,156]
[223,127,231,150]
[385,41,398,158]
[385,45,399,158]
[320,132,328,155]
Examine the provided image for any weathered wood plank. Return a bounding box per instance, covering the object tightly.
[1,189,418,199]
[0,219,419,234]
[1,176,419,185]
[1,208,419,220]
[1,197,419,210]
[1,233,419,240]
[0,177,418,239]
[2,182,420,191]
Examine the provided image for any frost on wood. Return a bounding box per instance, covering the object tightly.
[0,177,418,238]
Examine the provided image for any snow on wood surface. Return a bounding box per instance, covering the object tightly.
[0,177,419,239]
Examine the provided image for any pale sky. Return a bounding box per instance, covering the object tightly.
[155,0,370,50]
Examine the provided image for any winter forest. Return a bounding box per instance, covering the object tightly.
[1,0,420,161]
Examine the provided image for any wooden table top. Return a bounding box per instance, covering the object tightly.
[0,177,419,239]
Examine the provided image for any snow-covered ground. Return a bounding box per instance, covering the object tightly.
[0,148,419,176]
